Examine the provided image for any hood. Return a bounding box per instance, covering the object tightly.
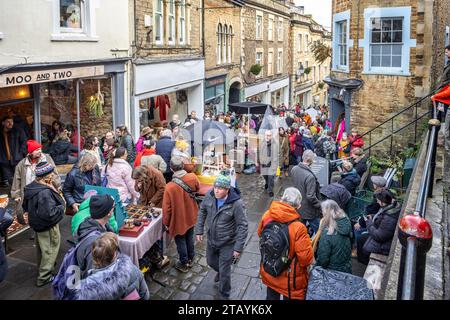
[23,181,51,199]
[208,186,241,205]
[142,149,155,156]
[335,216,352,236]
[265,201,301,223]
[77,254,135,300]
[75,217,107,242]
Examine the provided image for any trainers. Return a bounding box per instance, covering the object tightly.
[264,184,268,190]
[36,275,54,287]
[175,262,189,273]
[158,255,170,269]
[214,273,220,282]
[187,259,193,268]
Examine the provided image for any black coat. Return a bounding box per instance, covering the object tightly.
[0,126,27,166]
[363,201,401,255]
[320,183,352,209]
[62,165,101,207]
[339,170,361,196]
[354,157,368,177]
[22,181,65,232]
[156,136,175,173]
[0,208,13,283]
[49,140,78,165]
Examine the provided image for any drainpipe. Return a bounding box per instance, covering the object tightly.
[202,0,205,57]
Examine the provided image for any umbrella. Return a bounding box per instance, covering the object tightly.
[182,120,233,146]
[228,101,272,115]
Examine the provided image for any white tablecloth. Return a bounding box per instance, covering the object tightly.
[118,213,163,266]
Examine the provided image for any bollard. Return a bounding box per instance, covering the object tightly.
[397,214,433,300]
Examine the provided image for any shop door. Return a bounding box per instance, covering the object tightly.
[229,82,241,105]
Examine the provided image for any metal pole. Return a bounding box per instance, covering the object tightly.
[390,118,394,153]
[76,80,81,155]
[369,132,372,157]
[401,237,417,300]
[414,103,418,145]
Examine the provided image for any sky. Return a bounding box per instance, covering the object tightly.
[295,0,332,30]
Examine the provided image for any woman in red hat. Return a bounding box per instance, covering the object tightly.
[11,140,60,224]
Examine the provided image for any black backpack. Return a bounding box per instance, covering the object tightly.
[259,219,298,277]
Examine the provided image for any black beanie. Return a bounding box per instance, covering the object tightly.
[90,195,115,220]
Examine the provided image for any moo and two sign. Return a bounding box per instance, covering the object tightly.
[0,66,105,88]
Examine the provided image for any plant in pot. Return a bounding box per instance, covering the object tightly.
[249,64,262,76]
[303,67,312,75]
[318,81,325,90]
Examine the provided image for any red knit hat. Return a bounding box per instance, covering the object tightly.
[27,140,42,154]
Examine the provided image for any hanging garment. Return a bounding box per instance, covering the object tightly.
[148,97,155,120]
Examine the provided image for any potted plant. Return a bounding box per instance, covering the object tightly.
[249,64,262,76]
[318,82,325,90]
[304,67,312,75]
[87,80,105,117]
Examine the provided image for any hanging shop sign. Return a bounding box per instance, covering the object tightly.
[0,65,105,88]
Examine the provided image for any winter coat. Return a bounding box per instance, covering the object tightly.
[315,216,353,274]
[134,148,155,168]
[156,136,175,173]
[437,60,450,89]
[363,201,401,256]
[49,140,78,165]
[257,201,313,300]
[79,148,104,168]
[0,208,14,283]
[162,172,200,237]
[302,135,314,151]
[319,183,352,210]
[103,159,140,204]
[74,217,114,279]
[259,139,279,173]
[22,181,65,232]
[119,134,136,164]
[195,187,248,252]
[135,136,145,153]
[349,134,364,151]
[339,169,361,196]
[278,134,290,167]
[289,132,303,157]
[77,253,149,300]
[71,198,118,236]
[338,138,350,159]
[11,153,61,211]
[62,165,101,207]
[134,165,166,208]
[432,84,450,106]
[0,126,27,166]
[291,163,322,220]
[314,136,336,159]
[140,154,167,173]
[286,117,295,127]
[353,156,368,177]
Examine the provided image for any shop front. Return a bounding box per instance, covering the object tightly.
[204,74,226,116]
[294,82,313,107]
[0,58,129,156]
[269,77,289,108]
[244,81,270,104]
[132,58,205,139]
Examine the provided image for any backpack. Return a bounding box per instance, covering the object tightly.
[52,231,101,300]
[259,219,299,277]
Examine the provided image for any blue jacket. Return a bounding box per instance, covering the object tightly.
[62,165,101,207]
[302,135,314,151]
[156,137,175,173]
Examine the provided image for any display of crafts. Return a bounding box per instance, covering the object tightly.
[122,205,162,229]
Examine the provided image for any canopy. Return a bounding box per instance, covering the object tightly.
[228,101,272,115]
[182,120,234,146]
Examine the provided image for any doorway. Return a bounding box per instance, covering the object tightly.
[229,82,241,105]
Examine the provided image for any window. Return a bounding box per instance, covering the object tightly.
[154,0,164,44]
[277,19,283,41]
[256,51,263,77]
[268,50,274,76]
[313,66,316,83]
[277,50,283,74]
[217,24,222,64]
[337,21,347,67]
[298,34,303,52]
[256,14,263,39]
[228,26,233,63]
[223,25,228,64]
[168,0,175,44]
[268,17,274,41]
[370,18,403,68]
[179,0,186,44]
[59,0,84,31]
[52,0,97,41]
[305,35,309,52]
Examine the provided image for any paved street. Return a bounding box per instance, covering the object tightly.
[0,172,366,300]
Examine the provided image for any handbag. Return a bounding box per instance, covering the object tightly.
[171,177,203,204]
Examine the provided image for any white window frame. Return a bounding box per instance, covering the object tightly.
[305,35,309,52]
[256,12,263,40]
[268,50,274,76]
[223,24,228,64]
[268,15,274,41]
[154,0,164,45]
[179,0,186,44]
[298,34,302,52]
[51,0,98,41]
[217,23,222,64]
[168,0,176,45]
[359,7,416,76]
[277,18,283,41]
[332,10,352,72]
[256,49,264,78]
[277,49,283,74]
[228,26,233,63]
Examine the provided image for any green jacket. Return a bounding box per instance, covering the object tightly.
[315,216,353,274]
[71,198,118,236]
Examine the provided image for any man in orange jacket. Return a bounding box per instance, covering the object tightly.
[258,188,314,300]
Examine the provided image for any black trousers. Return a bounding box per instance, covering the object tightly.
[0,164,15,184]
[266,287,291,300]
[356,232,371,265]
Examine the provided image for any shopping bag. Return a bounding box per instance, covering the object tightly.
[276,166,281,177]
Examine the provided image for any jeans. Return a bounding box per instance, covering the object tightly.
[302,218,321,235]
[263,175,275,193]
[266,287,291,300]
[174,227,195,265]
[353,227,367,245]
[206,243,234,299]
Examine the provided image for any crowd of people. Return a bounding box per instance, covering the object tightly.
[0,102,403,301]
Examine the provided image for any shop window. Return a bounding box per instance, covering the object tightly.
[0,86,32,103]
[0,87,34,139]
[154,0,164,44]
[52,0,97,41]
[168,0,175,44]
[179,0,186,44]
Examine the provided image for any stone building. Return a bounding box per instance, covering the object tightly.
[241,0,292,107]
[131,0,205,138]
[290,5,332,107]
[203,0,244,115]
[326,0,450,153]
